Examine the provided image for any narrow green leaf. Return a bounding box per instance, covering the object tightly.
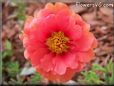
[7,61,19,77]
[30,73,42,84]
[106,59,113,72]
[92,63,106,72]
[3,50,13,58]
[5,40,12,50]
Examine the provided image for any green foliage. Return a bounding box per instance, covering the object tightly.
[5,40,12,50]
[9,0,26,21]
[81,71,103,84]
[92,63,106,72]
[16,2,26,21]
[3,40,13,58]
[104,59,114,84]
[106,59,113,72]
[29,73,42,84]
[7,61,19,77]
[79,59,114,85]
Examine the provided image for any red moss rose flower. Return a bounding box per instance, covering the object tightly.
[19,2,98,82]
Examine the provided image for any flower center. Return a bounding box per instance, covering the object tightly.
[46,31,69,54]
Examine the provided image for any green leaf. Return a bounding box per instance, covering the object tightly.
[5,40,12,50]
[30,73,42,84]
[105,59,114,84]
[81,66,105,85]
[106,59,114,72]
[7,61,19,77]
[85,71,99,80]
[81,71,102,84]
[109,73,114,85]
[16,13,26,20]
[16,2,26,21]
[92,63,106,72]
[81,60,114,85]
[3,50,13,58]
[3,40,13,58]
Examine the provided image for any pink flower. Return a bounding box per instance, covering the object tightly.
[19,2,98,82]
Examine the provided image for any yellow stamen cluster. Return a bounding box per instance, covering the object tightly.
[46,31,69,54]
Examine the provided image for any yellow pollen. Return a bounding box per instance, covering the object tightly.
[46,31,69,54]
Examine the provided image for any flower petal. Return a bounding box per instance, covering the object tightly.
[56,10,70,30]
[24,49,29,60]
[30,48,49,67]
[63,53,78,69]
[67,25,82,40]
[24,16,33,34]
[75,62,85,72]
[55,2,69,12]
[45,3,55,12]
[77,49,95,63]
[75,31,95,51]
[74,14,90,31]
[40,53,54,72]
[53,56,67,75]
[92,38,98,48]
[36,67,76,82]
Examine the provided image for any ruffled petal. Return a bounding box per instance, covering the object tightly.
[45,3,55,13]
[36,67,76,82]
[92,38,98,48]
[24,49,29,60]
[77,49,95,63]
[40,53,54,72]
[67,25,82,41]
[75,62,85,72]
[55,2,69,13]
[75,31,95,51]
[53,56,67,75]
[55,10,70,30]
[63,53,78,69]
[30,48,49,67]
[24,16,34,34]
[34,3,55,18]
[52,53,78,75]
[74,13,90,31]
[24,15,56,42]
